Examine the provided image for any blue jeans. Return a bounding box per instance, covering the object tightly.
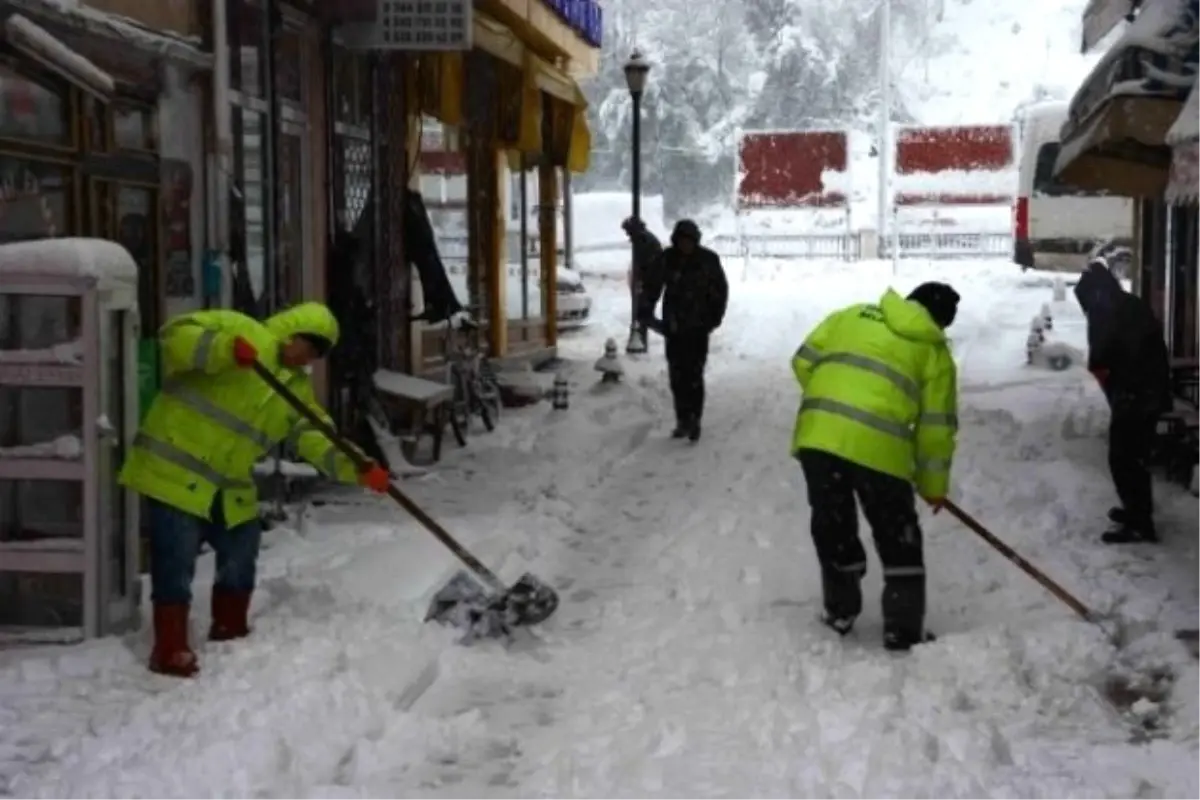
[148,497,263,605]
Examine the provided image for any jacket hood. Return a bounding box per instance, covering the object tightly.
[265,302,341,347]
[879,288,946,344]
[671,218,702,246]
[1074,262,1123,315]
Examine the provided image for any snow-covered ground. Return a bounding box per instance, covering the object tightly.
[2,258,1197,798]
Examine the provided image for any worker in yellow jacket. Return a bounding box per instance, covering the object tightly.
[791,282,960,652]
[120,302,391,678]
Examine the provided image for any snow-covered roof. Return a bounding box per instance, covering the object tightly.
[0,238,138,286]
[1167,82,1200,143]
[3,14,113,97]
[1065,0,1198,126]
[4,0,211,70]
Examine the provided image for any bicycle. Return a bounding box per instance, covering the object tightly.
[442,310,502,446]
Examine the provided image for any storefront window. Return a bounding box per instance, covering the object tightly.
[275,28,303,104]
[0,157,70,243]
[232,107,268,309]
[228,0,266,99]
[0,64,68,144]
[507,158,544,322]
[114,104,155,151]
[278,131,304,306]
[116,186,158,331]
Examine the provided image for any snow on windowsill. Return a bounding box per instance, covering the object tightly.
[0,434,83,460]
[0,339,83,365]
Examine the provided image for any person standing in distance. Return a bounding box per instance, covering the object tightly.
[639,219,729,441]
[790,283,960,651]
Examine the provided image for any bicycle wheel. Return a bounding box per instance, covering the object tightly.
[476,357,503,426]
[449,366,470,446]
[474,377,496,432]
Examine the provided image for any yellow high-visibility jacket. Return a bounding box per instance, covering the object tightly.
[791,288,959,497]
[119,303,360,527]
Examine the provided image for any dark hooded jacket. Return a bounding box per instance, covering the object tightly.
[623,218,663,281]
[1074,262,1170,413]
[640,219,729,335]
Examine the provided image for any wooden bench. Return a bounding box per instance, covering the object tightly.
[372,369,455,465]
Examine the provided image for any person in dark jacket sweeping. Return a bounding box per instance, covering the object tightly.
[623,216,664,349]
[1074,250,1171,544]
[640,219,729,441]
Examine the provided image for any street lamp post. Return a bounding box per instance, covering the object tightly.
[624,49,650,354]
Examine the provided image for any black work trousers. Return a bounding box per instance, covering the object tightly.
[1108,404,1159,529]
[665,332,710,425]
[797,448,926,641]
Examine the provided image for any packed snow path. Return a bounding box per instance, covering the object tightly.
[1,261,1196,798]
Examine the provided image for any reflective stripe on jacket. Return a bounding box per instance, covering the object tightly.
[790,288,959,497]
[119,303,360,527]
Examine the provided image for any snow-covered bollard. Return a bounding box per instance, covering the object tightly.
[1053,276,1066,303]
[1026,316,1045,365]
[552,370,569,410]
[594,338,623,384]
[1040,302,1053,331]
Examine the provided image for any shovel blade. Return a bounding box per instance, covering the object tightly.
[424,570,560,641]
[504,572,559,626]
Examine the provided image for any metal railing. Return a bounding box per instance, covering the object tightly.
[881,231,1012,259]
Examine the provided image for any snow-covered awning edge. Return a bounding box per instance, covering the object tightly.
[1061,0,1198,140]
[4,0,211,71]
[3,14,114,99]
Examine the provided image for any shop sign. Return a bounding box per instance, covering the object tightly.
[1166,140,1199,204]
[547,0,602,47]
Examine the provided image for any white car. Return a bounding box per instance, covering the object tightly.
[555,265,592,331]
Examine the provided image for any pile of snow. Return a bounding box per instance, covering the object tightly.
[0,258,1196,797]
[0,238,138,286]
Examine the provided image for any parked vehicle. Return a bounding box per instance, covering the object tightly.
[555,264,592,331]
[1012,100,1134,272]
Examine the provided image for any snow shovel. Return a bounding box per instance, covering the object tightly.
[942,500,1095,621]
[251,361,559,639]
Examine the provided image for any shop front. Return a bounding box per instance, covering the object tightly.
[406,17,594,375]
[1054,0,1198,358]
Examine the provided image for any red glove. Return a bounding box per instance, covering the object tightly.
[922,496,946,514]
[358,463,390,494]
[232,337,258,368]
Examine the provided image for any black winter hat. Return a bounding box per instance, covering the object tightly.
[907,282,960,329]
[671,218,702,245]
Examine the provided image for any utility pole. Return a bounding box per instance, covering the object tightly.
[877,0,893,269]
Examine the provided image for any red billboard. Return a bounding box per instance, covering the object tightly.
[893,124,1015,206]
[737,130,848,209]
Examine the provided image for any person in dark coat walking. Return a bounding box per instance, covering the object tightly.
[1074,248,1171,544]
[639,219,729,441]
[623,217,664,347]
